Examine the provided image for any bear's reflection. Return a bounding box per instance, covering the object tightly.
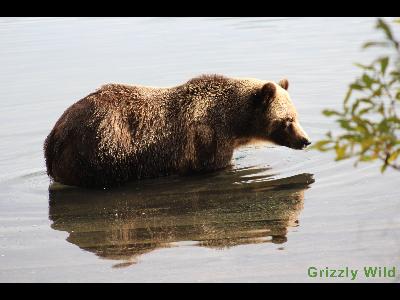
[48,167,314,268]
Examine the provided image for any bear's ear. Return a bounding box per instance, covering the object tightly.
[279,78,289,90]
[261,82,276,101]
[253,82,276,106]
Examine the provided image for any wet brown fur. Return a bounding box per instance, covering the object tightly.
[44,74,308,188]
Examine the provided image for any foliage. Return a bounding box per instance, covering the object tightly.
[313,18,400,173]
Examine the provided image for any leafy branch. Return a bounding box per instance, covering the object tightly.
[313,18,400,173]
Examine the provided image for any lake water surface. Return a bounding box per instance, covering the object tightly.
[0,17,399,282]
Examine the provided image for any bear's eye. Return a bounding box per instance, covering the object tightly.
[283,120,292,128]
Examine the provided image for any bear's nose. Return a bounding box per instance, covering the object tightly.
[301,138,311,148]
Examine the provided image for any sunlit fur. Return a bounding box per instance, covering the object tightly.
[44,74,310,188]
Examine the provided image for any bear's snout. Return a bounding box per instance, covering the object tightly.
[292,122,311,150]
[291,137,311,150]
[286,122,311,150]
[299,137,311,149]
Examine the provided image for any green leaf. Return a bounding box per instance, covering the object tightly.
[311,140,333,151]
[360,98,374,105]
[322,109,342,117]
[354,63,374,70]
[377,103,385,115]
[390,70,400,78]
[341,134,361,142]
[344,87,353,105]
[338,119,355,131]
[362,41,390,49]
[358,107,374,115]
[350,83,364,90]
[380,163,388,173]
[360,138,374,152]
[335,145,348,160]
[386,117,400,124]
[361,73,374,88]
[377,18,394,42]
[379,57,389,75]
[351,99,361,114]
[378,120,389,131]
[360,155,375,162]
[388,150,400,163]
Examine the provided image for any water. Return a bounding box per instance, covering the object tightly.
[0,17,399,282]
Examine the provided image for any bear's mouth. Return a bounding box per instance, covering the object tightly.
[265,134,311,150]
[290,139,311,150]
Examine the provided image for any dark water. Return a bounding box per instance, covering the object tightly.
[0,17,399,282]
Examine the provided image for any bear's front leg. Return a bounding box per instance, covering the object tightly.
[183,124,234,174]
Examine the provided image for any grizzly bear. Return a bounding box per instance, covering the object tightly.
[44,74,311,188]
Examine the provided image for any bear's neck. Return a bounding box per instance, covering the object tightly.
[224,81,267,141]
[178,75,267,142]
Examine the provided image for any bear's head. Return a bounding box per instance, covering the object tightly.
[253,79,311,150]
